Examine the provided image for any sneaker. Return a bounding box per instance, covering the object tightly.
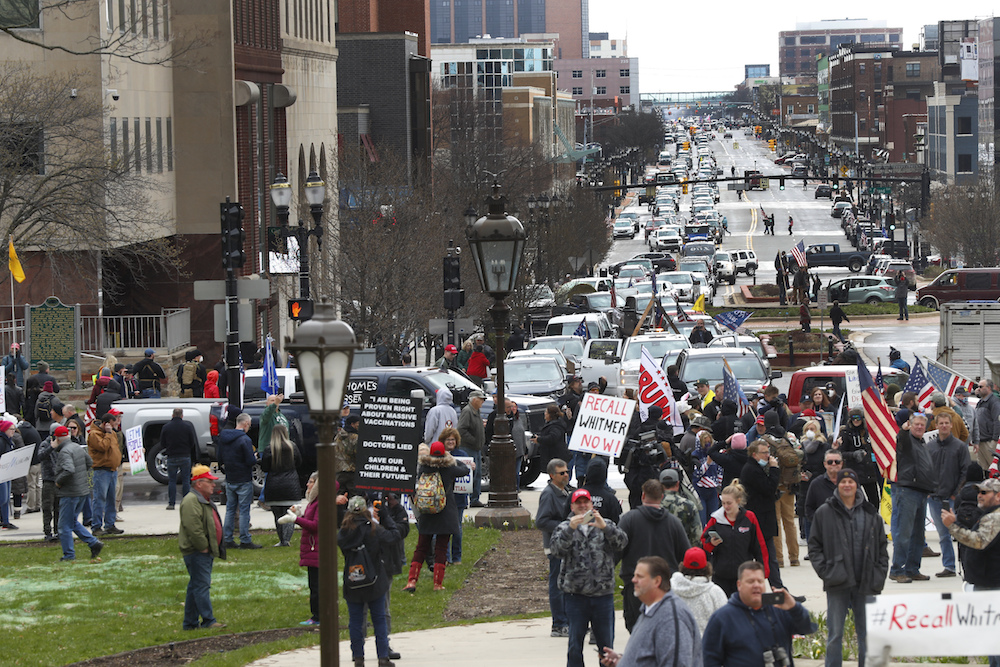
[922,546,940,557]
[45,535,59,543]
[205,622,227,629]
[793,595,807,603]
[104,526,124,535]
[59,556,75,562]
[24,508,40,514]
[224,541,239,550]
[551,627,570,638]
[13,511,20,519]
[1,523,19,530]
[166,504,175,510]
[936,569,957,578]
[239,541,263,550]
[469,500,485,508]
[300,619,320,626]
[92,528,104,535]
[909,572,930,581]
[90,541,104,560]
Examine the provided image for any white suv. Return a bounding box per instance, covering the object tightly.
[714,251,736,285]
[731,249,758,276]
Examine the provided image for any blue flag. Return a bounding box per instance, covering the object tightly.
[713,310,753,332]
[261,334,281,395]
[573,320,589,340]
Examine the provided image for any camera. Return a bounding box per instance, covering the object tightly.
[108,89,119,101]
[620,432,666,472]
[763,646,790,667]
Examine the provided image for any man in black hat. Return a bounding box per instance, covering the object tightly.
[178,350,207,398]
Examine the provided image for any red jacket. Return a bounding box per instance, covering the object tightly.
[466,351,490,379]
[204,370,220,399]
[296,499,320,568]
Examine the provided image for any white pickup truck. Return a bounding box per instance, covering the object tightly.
[578,332,691,396]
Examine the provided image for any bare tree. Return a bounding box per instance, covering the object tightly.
[923,169,1000,267]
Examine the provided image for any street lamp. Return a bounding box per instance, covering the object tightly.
[466,181,531,529]
[270,171,326,300]
[284,301,360,667]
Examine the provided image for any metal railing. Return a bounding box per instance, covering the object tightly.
[79,309,190,353]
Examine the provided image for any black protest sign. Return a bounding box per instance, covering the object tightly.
[355,395,422,494]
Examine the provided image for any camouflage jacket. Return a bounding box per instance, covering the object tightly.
[662,490,703,546]
[550,518,628,597]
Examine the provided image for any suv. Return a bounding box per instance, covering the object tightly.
[673,347,780,397]
[731,249,758,276]
[814,184,833,199]
[827,276,897,304]
[613,219,635,239]
[714,250,736,284]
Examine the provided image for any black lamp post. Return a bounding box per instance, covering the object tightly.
[284,302,359,667]
[270,171,326,300]
[466,182,532,529]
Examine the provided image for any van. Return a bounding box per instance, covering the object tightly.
[545,313,617,339]
[917,267,1000,309]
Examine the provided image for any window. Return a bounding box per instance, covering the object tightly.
[619,86,630,94]
[787,105,794,115]
[808,104,815,113]
[595,86,607,95]
[906,62,920,77]
[957,117,972,135]
[0,122,44,174]
[619,69,629,77]
[784,49,795,58]
[801,35,826,45]
[595,69,606,78]
[859,62,866,74]
[133,118,141,173]
[122,118,129,173]
[785,36,796,45]
[0,0,39,28]
[572,87,583,95]
[859,90,867,101]
[957,154,973,172]
[801,49,811,57]
[967,272,992,289]
[110,118,118,163]
[155,117,162,173]
[572,70,582,78]
[889,34,900,42]
[859,119,866,131]
[165,117,172,171]
[145,118,152,173]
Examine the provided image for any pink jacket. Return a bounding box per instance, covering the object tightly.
[296,499,320,568]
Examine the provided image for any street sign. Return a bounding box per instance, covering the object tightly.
[875,186,891,195]
[818,290,829,311]
[213,303,255,342]
[840,166,849,176]
[569,256,587,272]
[194,278,270,301]
[428,318,474,336]
[728,183,749,191]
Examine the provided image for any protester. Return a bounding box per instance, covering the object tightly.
[926,412,969,578]
[890,413,934,583]
[670,547,728,633]
[458,390,486,507]
[87,414,123,535]
[54,427,104,561]
[660,468,702,546]
[261,423,302,547]
[282,472,321,625]
[536,458,573,638]
[740,440,783,588]
[700,481,768,596]
[440,428,469,564]
[160,408,198,510]
[178,465,225,629]
[219,413,261,550]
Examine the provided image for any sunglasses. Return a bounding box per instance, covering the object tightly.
[850,416,863,420]
[825,460,843,465]
[979,490,994,496]
[554,471,570,476]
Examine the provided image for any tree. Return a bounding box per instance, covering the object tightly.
[923,170,1000,267]
[596,110,665,159]
[0,64,185,298]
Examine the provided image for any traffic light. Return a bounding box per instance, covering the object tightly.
[779,177,785,191]
[444,289,465,310]
[683,141,690,150]
[287,299,314,321]
[682,178,689,195]
[443,256,461,291]
[220,201,246,269]
[832,177,839,191]
[768,139,776,152]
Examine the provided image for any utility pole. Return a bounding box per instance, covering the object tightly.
[443,240,464,349]
[220,197,245,422]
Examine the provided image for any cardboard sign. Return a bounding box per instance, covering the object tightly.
[355,395,422,495]
[567,393,635,458]
[125,425,146,475]
[453,456,473,494]
[844,367,862,409]
[0,446,32,484]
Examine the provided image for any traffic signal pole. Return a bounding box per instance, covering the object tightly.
[443,240,464,348]
[221,197,245,424]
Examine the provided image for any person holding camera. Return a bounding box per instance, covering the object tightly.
[702,561,816,667]
[807,469,888,667]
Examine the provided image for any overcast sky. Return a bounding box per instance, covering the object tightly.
[588,1,997,93]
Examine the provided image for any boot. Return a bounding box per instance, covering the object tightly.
[278,522,294,546]
[354,658,364,667]
[403,561,421,593]
[433,562,447,591]
[378,659,396,667]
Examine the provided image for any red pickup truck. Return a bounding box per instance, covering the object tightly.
[786,365,910,414]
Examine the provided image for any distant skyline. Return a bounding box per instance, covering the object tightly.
[588,1,997,94]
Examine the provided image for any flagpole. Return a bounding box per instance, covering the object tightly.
[8,235,14,336]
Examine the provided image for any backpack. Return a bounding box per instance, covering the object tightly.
[180,361,199,397]
[414,470,447,514]
[343,542,378,590]
[36,393,52,422]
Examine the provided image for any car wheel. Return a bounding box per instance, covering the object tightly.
[920,296,939,310]
[848,258,863,273]
[146,439,169,485]
[520,457,543,487]
[730,277,736,285]
[865,296,881,305]
[746,265,756,276]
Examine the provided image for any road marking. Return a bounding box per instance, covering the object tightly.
[748,207,757,253]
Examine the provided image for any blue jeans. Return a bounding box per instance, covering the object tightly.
[167,457,192,506]
[890,486,927,576]
[0,480,9,523]
[450,510,464,562]
[347,596,389,659]
[469,449,482,503]
[58,495,99,560]
[832,323,844,342]
[570,452,589,484]
[927,496,956,572]
[183,552,216,629]
[826,589,868,667]
[140,387,161,398]
[91,469,117,530]
[224,481,253,544]
[565,593,615,667]
[548,554,567,628]
[897,297,908,319]
[697,486,720,525]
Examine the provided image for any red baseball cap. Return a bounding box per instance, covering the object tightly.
[191,464,219,481]
[570,488,592,503]
[107,408,123,416]
[52,425,70,437]
[682,547,708,569]
[755,416,765,425]
[445,344,458,354]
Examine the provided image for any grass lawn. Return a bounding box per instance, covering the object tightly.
[0,526,502,666]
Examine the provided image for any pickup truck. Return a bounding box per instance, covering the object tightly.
[804,243,871,273]
[578,332,690,396]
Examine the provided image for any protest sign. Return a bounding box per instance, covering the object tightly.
[567,393,635,458]
[453,456,473,494]
[355,395,422,495]
[0,446,32,484]
[125,425,146,474]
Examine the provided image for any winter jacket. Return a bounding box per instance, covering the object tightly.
[415,451,470,535]
[976,392,1000,443]
[2,352,28,387]
[258,403,291,453]
[54,441,93,497]
[837,423,880,484]
[739,458,780,537]
[661,489,702,546]
[669,572,728,634]
[333,426,358,474]
[951,504,1000,588]
[808,494,888,595]
[799,431,829,480]
[204,370,220,399]
[930,406,968,444]
[423,387,458,444]
[381,497,410,577]
[179,490,225,559]
[94,387,121,419]
[338,512,401,603]
[618,590,702,667]
[550,516,628,597]
[217,428,256,484]
[33,436,59,482]
[260,442,303,503]
[87,427,121,470]
[466,351,490,381]
[618,504,689,578]
[954,398,979,444]
[536,480,572,550]
[5,382,23,419]
[894,429,936,494]
[712,400,740,443]
[536,417,570,467]
[160,416,199,459]
[928,434,969,500]
[708,443,748,489]
[702,593,815,667]
[581,458,622,524]
[700,507,769,581]
[804,474,838,521]
[296,499,320,568]
[457,402,485,452]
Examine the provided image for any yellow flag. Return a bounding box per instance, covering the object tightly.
[693,294,705,313]
[880,479,893,537]
[8,236,25,283]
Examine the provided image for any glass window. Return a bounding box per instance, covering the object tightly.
[890,34,900,42]
[505,361,562,383]
[619,69,629,77]
[906,62,920,77]
[110,118,117,162]
[588,340,619,360]
[134,118,141,173]
[620,86,630,94]
[595,69,606,78]
[122,118,130,173]
[145,117,152,173]
[386,377,423,399]
[801,49,811,57]
[785,36,796,45]
[596,86,606,95]
[957,154,973,172]
[859,62,866,74]
[957,117,972,135]
[165,117,172,171]
[966,273,991,289]
[572,87,583,95]
[155,117,162,173]
[784,49,795,58]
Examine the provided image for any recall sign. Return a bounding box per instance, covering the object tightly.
[568,393,635,458]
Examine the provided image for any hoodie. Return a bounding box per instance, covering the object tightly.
[711,399,740,443]
[423,387,458,444]
[669,571,728,633]
[217,427,256,484]
[618,503,690,578]
[204,370,220,398]
[581,458,622,524]
[337,512,400,603]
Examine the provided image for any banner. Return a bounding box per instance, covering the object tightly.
[844,367,862,408]
[637,347,683,435]
[713,310,753,332]
[0,446,32,484]
[568,393,635,458]
[355,395,422,494]
[453,456,473,494]
[125,424,146,474]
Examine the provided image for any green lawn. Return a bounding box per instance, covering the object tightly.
[0,527,502,666]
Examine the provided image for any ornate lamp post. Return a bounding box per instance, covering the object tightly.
[270,171,326,299]
[466,182,532,529]
[284,303,360,667]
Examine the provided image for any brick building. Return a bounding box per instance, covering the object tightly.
[780,19,902,78]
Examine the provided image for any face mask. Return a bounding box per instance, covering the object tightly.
[758,458,768,468]
[804,431,815,440]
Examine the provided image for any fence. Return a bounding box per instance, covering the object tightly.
[78,309,191,353]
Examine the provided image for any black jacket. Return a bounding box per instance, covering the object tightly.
[711,400,740,444]
[536,480,573,549]
[260,442,303,503]
[581,458,622,524]
[536,417,570,467]
[928,434,969,499]
[708,443,748,489]
[804,474,838,521]
[700,507,769,581]
[837,423,880,484]
[380,497,410,576]
[217,428,256,484]
[808,494,888,595]
[618,504,690,578]
[160,416,199,460]
[337,513,400,603]
[894,429,936,494]
[740,458,780,538]
[5,383,23,419]
[958,505,1000,588]
[415,452,470,536]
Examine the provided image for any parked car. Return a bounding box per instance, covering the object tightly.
[874,260,917,290]
[499,356,567,397]
[673,348,780,397]
[917,267,1000,309]
[826,276,897,304]
[831,201,855,218]
[714,250,736,284]
[786,365,909,414]
[731,249,758,276]
[627,252,677,273]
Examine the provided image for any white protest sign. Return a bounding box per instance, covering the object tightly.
[454,456,473,494]
[0,446,32,484]
[844,368,862,409]
[567,393,635,458]
[866,591,1000,665]
[125,425,146,475]
[0,383,6,415]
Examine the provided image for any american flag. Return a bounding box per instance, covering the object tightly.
[902,357,935,411]
[857,357,899,481]
[673,295,693,322]
[573,320,589,340]
[609,282,617,308]
[925,358,976,398]
[875,363,885,393]
[722,357,752,418]
[790,240,808,268]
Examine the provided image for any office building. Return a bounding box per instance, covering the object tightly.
[780,19,903,78]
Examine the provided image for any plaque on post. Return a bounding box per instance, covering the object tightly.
[25,297,81,388]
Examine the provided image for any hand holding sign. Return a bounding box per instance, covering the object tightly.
[567,393,635,459]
